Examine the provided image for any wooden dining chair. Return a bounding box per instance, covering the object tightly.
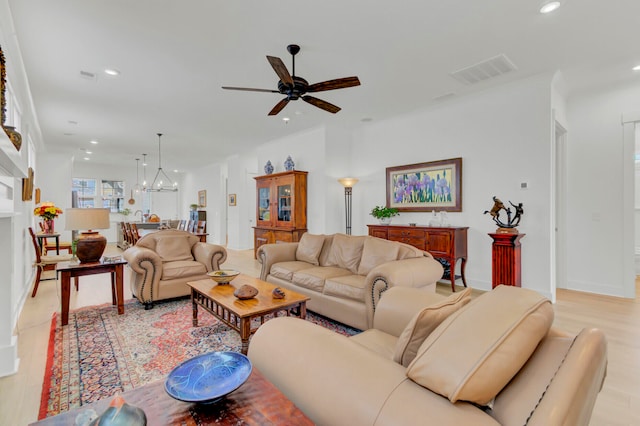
[29,227,74,297]
[129,223,140,244]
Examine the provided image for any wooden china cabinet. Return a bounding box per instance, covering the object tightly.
[253,170,308,257]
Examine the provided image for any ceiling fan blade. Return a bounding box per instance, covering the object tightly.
[307,76,361,93]
[266,56,294,86]
[268,98,290,116]
[302,96,341,114]
[222,86,279,93]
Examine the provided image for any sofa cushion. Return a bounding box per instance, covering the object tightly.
[155,236,194,262]
[350,329,399,359]
[406,285,554,405]
[393,288,472,367]
[162,260,207,280]
[324,274,367,301]
[318,235,335,267]
[357,237,401,276]
[295,233,326,265]
[397,243,423,260]
[331,234,366,274]
[292,266,352,292]
[270,261,315,281]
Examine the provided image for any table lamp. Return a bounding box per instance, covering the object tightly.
[65,208,111,263]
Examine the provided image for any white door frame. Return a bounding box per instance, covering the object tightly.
[622,112,639,298]
[554,120,568,294]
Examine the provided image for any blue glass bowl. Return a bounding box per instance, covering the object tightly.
[164,351,252,404]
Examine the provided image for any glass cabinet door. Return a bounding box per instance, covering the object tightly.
[277,183,292,222]
[258,186,271,222]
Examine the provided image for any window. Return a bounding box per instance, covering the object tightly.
[72,178,96,208]
[101,180,125,213]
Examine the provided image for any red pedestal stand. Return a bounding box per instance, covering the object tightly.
[489,232,525,288]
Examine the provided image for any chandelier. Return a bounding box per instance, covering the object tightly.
[145,133,178,192]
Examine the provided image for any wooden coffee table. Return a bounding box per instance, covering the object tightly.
[188,274,310,354]
[30,368,313,425]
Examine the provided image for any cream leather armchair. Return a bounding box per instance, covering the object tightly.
[122,229,226,309]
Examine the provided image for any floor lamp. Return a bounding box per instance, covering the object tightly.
[338,178,359,235]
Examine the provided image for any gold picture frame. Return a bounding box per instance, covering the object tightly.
[198,190,206,207]
[228,194,236,206]
[386,157,462,212]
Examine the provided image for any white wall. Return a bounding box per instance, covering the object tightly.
[566,81,640,298]
[352,74,554,296]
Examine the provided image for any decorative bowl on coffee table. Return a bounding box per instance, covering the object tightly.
[164,351,252,404]
[207,269,240,284]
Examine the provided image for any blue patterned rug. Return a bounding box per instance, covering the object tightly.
[39,297,360,419]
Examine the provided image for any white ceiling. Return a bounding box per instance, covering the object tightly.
[6,0,640,171]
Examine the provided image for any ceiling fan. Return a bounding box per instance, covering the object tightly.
[222,44,361,116]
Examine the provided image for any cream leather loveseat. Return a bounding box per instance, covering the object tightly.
[257,233,444,330]
[249,285,608,426]
[122,229,227,309]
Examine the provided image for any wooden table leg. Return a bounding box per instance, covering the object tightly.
[460,257,468,288]
[115,264,124,315]
[240,317,251,355]
[61,271,71,326]
[449,257,456,292]
[110,272,116,305]
[299,302,307,319]
[191,290,199,327]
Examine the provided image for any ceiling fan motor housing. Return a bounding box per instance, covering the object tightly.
[278,76,309,100]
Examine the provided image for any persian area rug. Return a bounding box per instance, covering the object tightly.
[39,298,359,420]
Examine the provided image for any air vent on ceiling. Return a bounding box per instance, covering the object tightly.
[79,70,97,81]
[450,54,517,85]
[432,92,456,102]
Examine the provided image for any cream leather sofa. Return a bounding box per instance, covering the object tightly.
[122,229,227,308]
[249,285,607,426]
[257,233,444,330]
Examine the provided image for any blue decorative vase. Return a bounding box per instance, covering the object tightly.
[264,160,274,175]
[284,156,295,171]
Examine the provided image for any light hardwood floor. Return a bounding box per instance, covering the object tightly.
[0,246,637,425]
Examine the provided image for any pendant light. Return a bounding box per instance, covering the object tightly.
[146,133,178,192]
[133,158,142,193]
[142,153,148,191]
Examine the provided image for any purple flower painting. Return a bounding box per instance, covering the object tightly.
[385,158,462,212]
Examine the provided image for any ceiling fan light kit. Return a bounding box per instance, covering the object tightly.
[222,44,361,116]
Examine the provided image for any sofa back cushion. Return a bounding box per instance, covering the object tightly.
[393,288,472,367]
[396,243,424,260]
[330,234,366,274]
[295,233,326,265]
[318,235,335,266]
[155,235,194,262]
[357,237,400,276]
[406,285,554,405]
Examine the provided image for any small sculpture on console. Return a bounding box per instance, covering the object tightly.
[484,196,524,233]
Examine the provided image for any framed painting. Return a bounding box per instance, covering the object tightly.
[198,190,207,207]
[386,157,462,212]
[228,193,236,206]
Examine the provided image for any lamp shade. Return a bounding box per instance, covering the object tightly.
[65,208,110,231]
[65,208,110,263]
[338,177,359,188]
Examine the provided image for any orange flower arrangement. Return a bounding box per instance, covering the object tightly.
[33,202,63,220]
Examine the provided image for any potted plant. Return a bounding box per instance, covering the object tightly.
[370,205,399,224]
[119,208,131,217]
[189,204,199,211]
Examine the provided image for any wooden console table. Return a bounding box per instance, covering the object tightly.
[30,369,313,425]
[368,224,468,291]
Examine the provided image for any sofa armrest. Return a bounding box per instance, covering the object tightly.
[192,242,227,272]
[249,317,497,426]
[257,242,299,280]
[122,246,162,305]
[365,256,444,328]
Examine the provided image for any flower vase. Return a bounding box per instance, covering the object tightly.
[379,217,392,225]
[43,219,54,234]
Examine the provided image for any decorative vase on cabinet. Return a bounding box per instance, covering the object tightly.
[284,156,295,171]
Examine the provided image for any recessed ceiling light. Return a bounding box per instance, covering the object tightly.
[85,151,92,154]
[104,68,120,76]
[83,157,90,161]
[633,65,640,71]
[540,1,561,14]
[90,140,99,144]
[173,169,179,173]
[282,117,290,123]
